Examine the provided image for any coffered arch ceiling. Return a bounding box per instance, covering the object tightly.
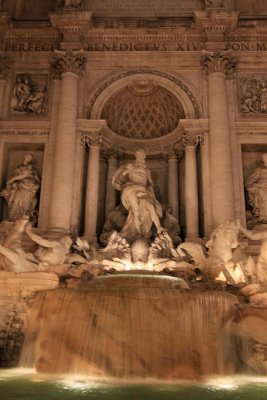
[101,80,185,139]
[87,69,201,140]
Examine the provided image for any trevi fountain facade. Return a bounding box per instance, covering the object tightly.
[1,0,267,389]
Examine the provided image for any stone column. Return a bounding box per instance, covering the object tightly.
[202,50,237,226]
[84,136,102,241]
[48,50,85,231]
[0,55,11,119]
[105,149,119,219]
[167,151,179,220]
[183,135,200,241]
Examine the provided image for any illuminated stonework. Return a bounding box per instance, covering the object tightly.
[101,80,185,138]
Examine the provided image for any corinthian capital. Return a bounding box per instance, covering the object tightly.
[82,133,102,148]
[51,50,86,79]
[182,134,203,148]
[201,50,237,77]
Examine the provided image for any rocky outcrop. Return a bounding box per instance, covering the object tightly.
[0,271,59,367]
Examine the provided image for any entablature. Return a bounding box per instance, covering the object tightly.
[77,118,208,156]
[0,120,50,136]
[236,121,267,137]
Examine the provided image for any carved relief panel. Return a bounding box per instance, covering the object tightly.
[238,75,267,116]
[10,73,49,116]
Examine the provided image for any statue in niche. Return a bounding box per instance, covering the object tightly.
[246,154,267,224]
[0,153,40,222]
[11,75,47,115]
[112,149,164,242]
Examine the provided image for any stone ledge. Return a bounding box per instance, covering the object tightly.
[0,272,59,297]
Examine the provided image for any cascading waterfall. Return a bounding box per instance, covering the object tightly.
[20,275,241,380]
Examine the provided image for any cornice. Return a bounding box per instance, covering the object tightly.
[3,27,59,51]
[83,27,204,41]
[0,18,267,52]
[0,120,50,136]
[77,119,185,155]
[236,121,267,137]
[49,11,92,33]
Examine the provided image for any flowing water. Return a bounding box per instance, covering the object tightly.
[1,370,267,400]
[20,275,241,380]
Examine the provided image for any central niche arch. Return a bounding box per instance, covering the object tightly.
[87,69,201,140]
[101,79,185,139]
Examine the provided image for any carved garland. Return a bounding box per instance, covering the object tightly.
[87,68,201,119]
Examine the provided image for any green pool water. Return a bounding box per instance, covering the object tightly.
[1,371,267,400]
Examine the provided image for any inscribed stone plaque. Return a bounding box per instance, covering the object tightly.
[86,0,203,16]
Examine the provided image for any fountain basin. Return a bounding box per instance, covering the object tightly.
[88,271,190,289]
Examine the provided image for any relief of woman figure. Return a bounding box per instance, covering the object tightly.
[0,153,40,221]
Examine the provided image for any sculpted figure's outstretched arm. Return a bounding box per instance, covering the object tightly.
[26,225,59,248]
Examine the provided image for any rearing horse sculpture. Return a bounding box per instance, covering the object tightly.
[177,221,247,284]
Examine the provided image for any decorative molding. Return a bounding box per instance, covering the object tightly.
[87,68,201,119]
[236,122,267,137]
[50,50,86,78]
[4,29,59,52]
[194,10,239,43]
[103,148,122,160]
[182,134,203,147]
[201,50,237,77]
[78,119,106,148]
[49,10,92,34]
[166,150,178,160]
[0,130,49,136]
[180,118,207,146]
[77,118,184,155]
[101,79,185,139]
[162,149,184,162]
[83,135,103,148]
[0,121,50,136]
[0,54,12,79]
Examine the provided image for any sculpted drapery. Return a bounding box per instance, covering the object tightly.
[112,149,163,242]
